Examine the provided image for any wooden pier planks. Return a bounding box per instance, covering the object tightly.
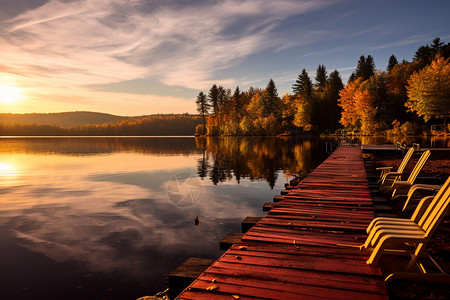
[176,146,388,299]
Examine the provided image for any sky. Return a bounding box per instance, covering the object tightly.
[0,0,449,116]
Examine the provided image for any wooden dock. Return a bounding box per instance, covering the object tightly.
[176,146,388,299]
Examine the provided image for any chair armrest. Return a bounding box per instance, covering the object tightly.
[392,181,411,188]
[376,166,394,171]
[411,184,442,192]
[384,172,402,177]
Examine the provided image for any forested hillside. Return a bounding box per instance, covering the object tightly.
[0,114,202,136]
[0,111,129,127]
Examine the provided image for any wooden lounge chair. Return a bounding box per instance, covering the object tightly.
[361,176,450,266]
[388,150,431,200]
[377,147,414,187]
[400,183,442,211]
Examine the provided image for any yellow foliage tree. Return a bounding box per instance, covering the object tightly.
[354,89,376,134]
[293,95,313,130]
[406,55,450,130]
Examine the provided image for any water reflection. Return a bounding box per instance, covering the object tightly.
[196,137,324,188]
[0,162,16,176]
[0,137,328,299]
[0,137,199,155]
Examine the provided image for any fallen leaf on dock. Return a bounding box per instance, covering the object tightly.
[238,246,247,250]
[206,285,219,291]
[232,295,240,299]
[211,278,217,283]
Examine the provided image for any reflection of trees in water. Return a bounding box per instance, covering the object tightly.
[196,137,327,188]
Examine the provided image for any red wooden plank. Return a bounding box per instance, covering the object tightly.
[259,217,368,230]
[200,268,387,295]
[191,275,387,299]
[206,263,385,292]
[229,241,369,257]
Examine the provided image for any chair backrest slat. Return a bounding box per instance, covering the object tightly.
[417,176,450,235]
[406,150,430,184]
[397,148,415,173]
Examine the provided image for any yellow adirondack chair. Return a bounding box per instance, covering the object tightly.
[377,147,414,187]
[401,183,442,211]
[389,150,431,200]
[362,176,450,266]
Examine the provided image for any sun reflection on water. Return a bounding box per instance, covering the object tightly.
[0,162,16,177]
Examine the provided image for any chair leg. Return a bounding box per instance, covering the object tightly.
[366,237,389,266]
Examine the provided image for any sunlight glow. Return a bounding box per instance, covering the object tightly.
[0,85,21,104]
[0,162,16,176]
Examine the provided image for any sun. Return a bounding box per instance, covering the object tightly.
[0,84,22,104]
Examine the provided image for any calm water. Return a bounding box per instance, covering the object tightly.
[0,137,329,300]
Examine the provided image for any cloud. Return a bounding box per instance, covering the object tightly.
[362,35,429,51]
[0,0,337,100]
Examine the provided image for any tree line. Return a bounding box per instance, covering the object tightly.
[196,37,450,136]
[0,114,202,136]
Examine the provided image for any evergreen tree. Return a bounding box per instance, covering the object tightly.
[387,55,398,72]
[414,45,433,65]
[263,79,281,118]
[348,72,356,84]
[232,86,242,117]
[208,84,220,115]
[315,64,328,90]
[324,70,344,129]
[292,68,313,99]
[217,85,230,112]
[355,55,375,80]
[413,38,448,66]
[196,91,209,126]
[431,37,444,52]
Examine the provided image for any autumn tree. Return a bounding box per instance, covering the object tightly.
[406,55,450,130]
[281,93,296,132]
[354,81,377,134]
[339,78,363,129]
[387,61,419,121]
[293,95,313,131]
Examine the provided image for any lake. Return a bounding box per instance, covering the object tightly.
[0,136,330,299]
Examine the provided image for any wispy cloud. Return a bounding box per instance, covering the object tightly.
[362,35,429,51]
[0,0,340,113]
[2,0,335,87]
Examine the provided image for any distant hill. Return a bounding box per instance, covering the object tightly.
[0,111,133,127]
[0,113,202,136]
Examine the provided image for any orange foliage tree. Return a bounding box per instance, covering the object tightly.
[338,77,377,134]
